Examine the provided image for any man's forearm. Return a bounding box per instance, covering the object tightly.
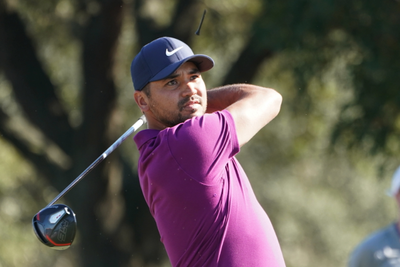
[206,83,282,146]
[206,84,251,113]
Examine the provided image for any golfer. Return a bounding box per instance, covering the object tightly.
[131,36,286,267]
[348,165,400,267]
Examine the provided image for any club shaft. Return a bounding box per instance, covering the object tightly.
[195,9,206,35]
[46,115,146,207]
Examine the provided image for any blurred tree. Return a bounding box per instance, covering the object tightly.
[241,0,400,155]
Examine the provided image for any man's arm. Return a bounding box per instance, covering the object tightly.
[206,84,282,147]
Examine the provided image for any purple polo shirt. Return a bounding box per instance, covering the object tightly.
[134,110,286,267]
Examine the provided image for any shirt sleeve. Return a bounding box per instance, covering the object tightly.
[166,110,239,185]
[348,242,379,267]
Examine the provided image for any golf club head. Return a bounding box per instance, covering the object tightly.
[32,204,77,250]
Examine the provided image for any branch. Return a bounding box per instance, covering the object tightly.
[0,108,68,184]
[0,7,74,154]
[79,0,123,155]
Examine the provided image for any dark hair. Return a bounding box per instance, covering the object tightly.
[142,83,151,97]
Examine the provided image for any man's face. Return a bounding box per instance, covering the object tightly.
[144,61,207,128]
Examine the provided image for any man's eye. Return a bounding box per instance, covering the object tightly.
[166,80,177,86]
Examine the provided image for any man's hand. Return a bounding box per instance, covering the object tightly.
[206,84,282,147]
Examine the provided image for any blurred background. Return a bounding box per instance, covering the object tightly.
[0,0,399,266]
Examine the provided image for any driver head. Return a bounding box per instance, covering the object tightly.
[32,204,77,250]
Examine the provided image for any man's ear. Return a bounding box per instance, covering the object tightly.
[134,91,150,112]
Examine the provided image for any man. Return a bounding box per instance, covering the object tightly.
[348,166,400,267]
[130,36,286,267]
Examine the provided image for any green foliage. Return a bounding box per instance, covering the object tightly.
[237,49,399,266]
[0,137,56,266]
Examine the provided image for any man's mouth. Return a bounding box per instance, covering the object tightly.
[180,97,202,111]
[184,100,199,108]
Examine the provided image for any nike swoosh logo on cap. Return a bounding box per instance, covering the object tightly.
[166,46,183,56]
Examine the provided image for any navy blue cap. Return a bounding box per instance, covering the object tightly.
[131,37,214,91]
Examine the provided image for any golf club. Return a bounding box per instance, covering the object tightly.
[195,9,206,35]
[32,204,77,250]
[32,115,146,249]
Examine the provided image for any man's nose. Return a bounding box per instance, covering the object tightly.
[182,81,198,96]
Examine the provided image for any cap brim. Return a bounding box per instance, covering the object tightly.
[150,54,214,83]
